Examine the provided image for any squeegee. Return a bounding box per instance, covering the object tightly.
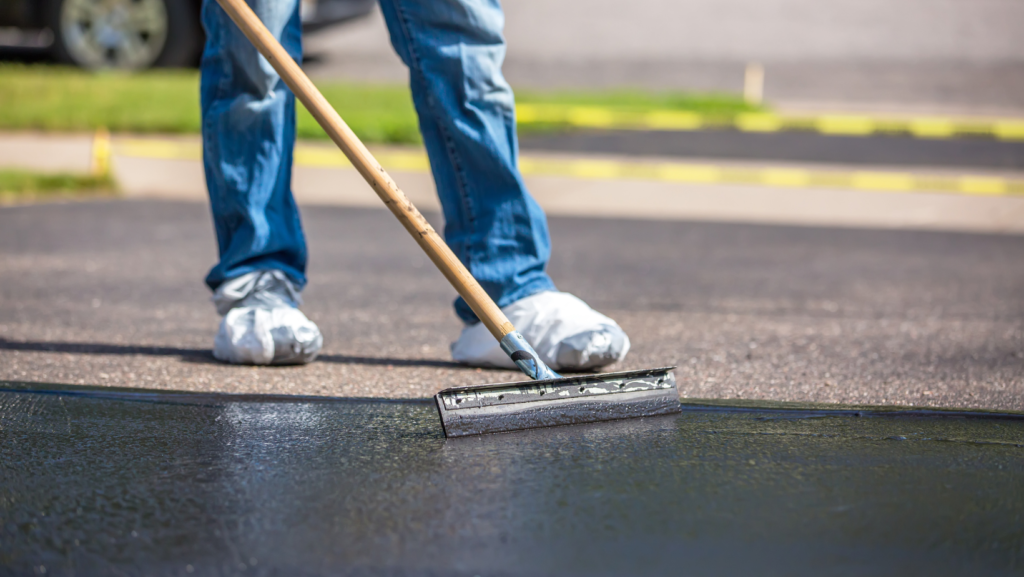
[215,0,681,436]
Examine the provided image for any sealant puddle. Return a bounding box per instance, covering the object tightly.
[2,381,1022,576]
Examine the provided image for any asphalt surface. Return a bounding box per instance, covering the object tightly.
[3,382,1022,576]
[1,199,1021,410]
[519,130,1024,171]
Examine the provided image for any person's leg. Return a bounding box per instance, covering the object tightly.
[200,0,321,365]
[377,0,630,370]
[201,0,307,290]
[377,0,555,323]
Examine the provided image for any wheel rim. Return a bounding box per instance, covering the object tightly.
[60,0,169,69]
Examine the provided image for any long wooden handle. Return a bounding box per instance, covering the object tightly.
[215,0,515,340]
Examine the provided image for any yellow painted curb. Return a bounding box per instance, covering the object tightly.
[515,104,1024,141]
[116,139,1024,198]
[90,128,112,178]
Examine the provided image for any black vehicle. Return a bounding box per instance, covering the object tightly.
[0,0,374,69]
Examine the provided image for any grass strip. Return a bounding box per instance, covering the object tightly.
[0,169,116,204]
[0,64,759,144]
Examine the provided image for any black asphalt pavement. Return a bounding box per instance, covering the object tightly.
[520,130,1024,171]
[1,199,1022,409]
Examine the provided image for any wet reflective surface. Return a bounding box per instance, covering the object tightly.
[2,382,1023,576]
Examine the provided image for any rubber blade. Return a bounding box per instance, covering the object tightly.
[435,367,680,437]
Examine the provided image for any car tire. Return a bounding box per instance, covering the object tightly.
[49,0,203,69]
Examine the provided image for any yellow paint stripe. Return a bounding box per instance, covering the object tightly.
[119,139,202,160]
[656,163,722,183]
[114,139,1024,198]
[815,116,876,136]
[735,113,783,133]
[373,151,431,172]
[90,128,112,178]
[958,176,1008,196]
[293,147,351,167]
[566,107,618,128]
[850,172,916,192]
[994,121,1024,141]
[908,118,957,139]
[644,110,703,130]
[760,168,812,187]
[514,103,1024,141]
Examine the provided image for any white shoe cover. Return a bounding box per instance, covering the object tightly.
[450,291,630,371]
[211,270,323,365]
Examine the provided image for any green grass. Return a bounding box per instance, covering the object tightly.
[0,66,202,134]
[0,169,116,203]
[0,64,761,144]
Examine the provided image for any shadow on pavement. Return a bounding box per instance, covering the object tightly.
[0,337,463,369]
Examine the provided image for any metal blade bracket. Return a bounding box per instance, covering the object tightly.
[435,367,681,437]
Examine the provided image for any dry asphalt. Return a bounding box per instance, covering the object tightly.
[1,199,1021,410]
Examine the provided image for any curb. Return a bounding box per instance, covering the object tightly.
[516,104,1024,141]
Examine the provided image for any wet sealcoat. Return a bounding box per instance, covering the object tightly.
[1,381,1022,576]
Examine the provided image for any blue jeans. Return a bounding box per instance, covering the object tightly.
[200,0,556,323]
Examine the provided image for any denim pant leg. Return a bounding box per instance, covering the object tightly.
[200,0,308,291]
[378,0,557,323]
